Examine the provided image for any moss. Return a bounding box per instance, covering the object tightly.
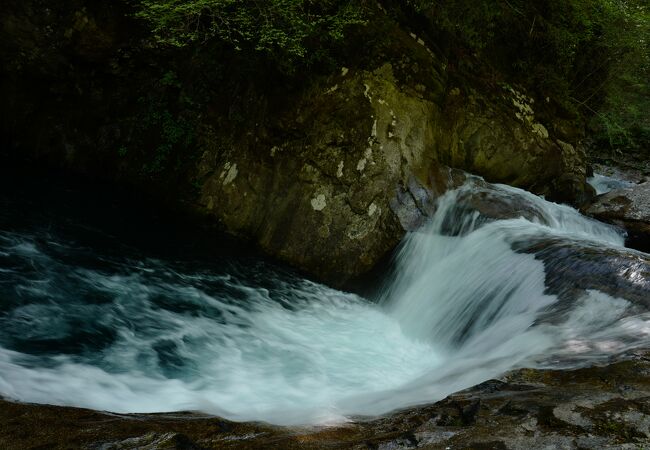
[594,420,646,442]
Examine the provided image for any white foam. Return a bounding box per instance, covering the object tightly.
[588,173,635,195]
[0,177,646,425]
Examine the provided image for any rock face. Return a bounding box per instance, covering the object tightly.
[584,182,650,252]
[0,0,593,283]
[193,61,591,283]
[2,351,650,449]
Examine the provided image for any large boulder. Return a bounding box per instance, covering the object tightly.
[584,182,650,252]
[1,0,593,284]
[194,60,591,283]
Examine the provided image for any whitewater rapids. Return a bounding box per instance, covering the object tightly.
[0,176,648,425]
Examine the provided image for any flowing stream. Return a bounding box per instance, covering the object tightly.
[0,174,649,425]
[588,172,635,195]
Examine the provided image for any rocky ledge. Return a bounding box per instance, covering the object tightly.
[2,351,650,449]
[584,182,650,252]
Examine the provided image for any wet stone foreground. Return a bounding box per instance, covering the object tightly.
[2,350,650,450]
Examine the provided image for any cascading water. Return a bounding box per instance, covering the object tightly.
[588,172,635,195]
[0,175,649,425]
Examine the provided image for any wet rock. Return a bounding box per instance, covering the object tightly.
[453,180,549,225]
[93,432,204,450]
[584,182,650,252]
[515,238,650,307]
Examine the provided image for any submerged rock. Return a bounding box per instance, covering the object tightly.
[2,351,650,449]
[584,182,650,252]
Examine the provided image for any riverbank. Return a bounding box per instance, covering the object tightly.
[2,350,650,449]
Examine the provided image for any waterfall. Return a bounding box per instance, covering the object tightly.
[0,176,647,425]
[383,177,624,347]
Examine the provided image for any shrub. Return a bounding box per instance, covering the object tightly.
[134,0,366,70]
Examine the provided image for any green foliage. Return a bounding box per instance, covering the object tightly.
[140,103,195,174]
[120,70,197,175]
[406,0,648,153]
[134,0,366,70]
[588,1,649,153]
[406,0,632,74]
